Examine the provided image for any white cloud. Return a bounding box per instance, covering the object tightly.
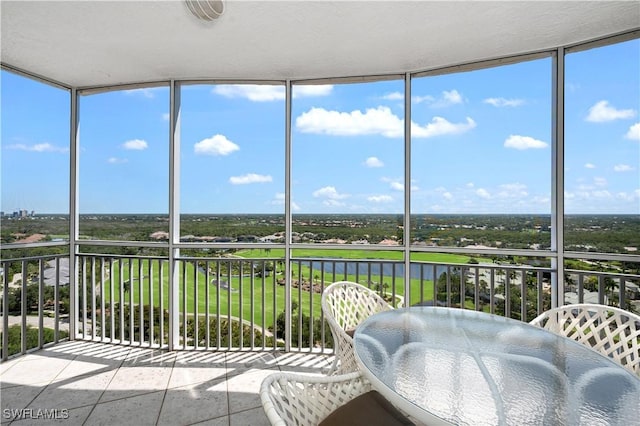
[229,173,272,185]
[5,143,67,153]
[124,88,157,98]
[566,188,640,204]
[364,157,384,167]
[585,100,635,122]
[412,95,435,104]
[412,116,476,138]
[296,106,475,139]
[613,164,633,172]
[214,85,283,101]
[439,90,463,106]
[294,85,334,97]
[107,157,128,164]
[390,181,404,191]
[162,113,170,121]
[313,186,349,201]
[213,84,332,101]
[383,178,418,192]
[368,195,394,203]
[322,199,346,207]
[504,135,548,150]
[616,191,638,202]
[483,97,525,107]
[584,163,596,169]
[296,106,403,137]
[272,193,300,211]
[414,90,463,107]
[592,190,613,198]
[382,92,404,101]
[497,183,528,198]
[625,122,640,140]
[122,139,148,150]
[442,192,453,200]
[594,177,607,187]
[575,178,611,193]
[476,188,491,199]
[194,134,239,156]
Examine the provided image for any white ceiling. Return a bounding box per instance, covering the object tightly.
[2,1,639,89]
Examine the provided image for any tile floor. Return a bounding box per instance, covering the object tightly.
[0,341,334,426]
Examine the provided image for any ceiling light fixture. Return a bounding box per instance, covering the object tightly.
[185,0,225,21]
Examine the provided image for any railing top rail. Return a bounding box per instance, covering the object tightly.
[1,241,69,250]
[566,268,640,280]
[414,262,553,272]
[76,252,167,261]
[0,252,69,263]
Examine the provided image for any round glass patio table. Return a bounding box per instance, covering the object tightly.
[353,306,640,426]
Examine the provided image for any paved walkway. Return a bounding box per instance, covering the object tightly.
[2,315,70,333]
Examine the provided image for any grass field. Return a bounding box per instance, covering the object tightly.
[93,249,474,330]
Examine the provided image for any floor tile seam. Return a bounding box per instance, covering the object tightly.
[27,372,116,412]
[47,361,125,389]
[0,360,21,376]
[30,398,97,413]
[0,379,55,395]
[163,375,229,393]
[154,389,169,426]
[81,388,168,426]
[224,367,273,417]
[224,353,232,424]
[224,364,280,380]
[44,345,131,401]
[79,354,133,426]
[5,352,81,415]
[0,381,23,390]
[94,377,173,406]
[153,354,177,426]
[181,412,230,426]
[229,404,268,417]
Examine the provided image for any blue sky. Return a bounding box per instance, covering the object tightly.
[2,39,639,215]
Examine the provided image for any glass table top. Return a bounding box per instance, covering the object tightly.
[353,306,640,426]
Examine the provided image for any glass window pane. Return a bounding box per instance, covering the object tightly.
[79,87,169,241]
[564,39,640,254]
[1,70,70,242]
[292,80,405,245]
[179,84,285,241]
[410,58,552,250]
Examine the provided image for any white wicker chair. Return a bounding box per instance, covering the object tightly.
[260,371,413,426]
[321,281,394,375]
[529,303,640,376]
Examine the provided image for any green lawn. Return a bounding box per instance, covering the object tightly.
[238,248,472,264]
[96,249,477,330]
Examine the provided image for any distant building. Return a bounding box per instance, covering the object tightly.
[10,209,35,218]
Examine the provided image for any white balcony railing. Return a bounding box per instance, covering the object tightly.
[2,252,639,361]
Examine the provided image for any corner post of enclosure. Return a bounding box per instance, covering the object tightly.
[403,72,412,305]
[284,80,292,352]
[69,87,79,340]
[169,80,181,350]
[551,48,565,308]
